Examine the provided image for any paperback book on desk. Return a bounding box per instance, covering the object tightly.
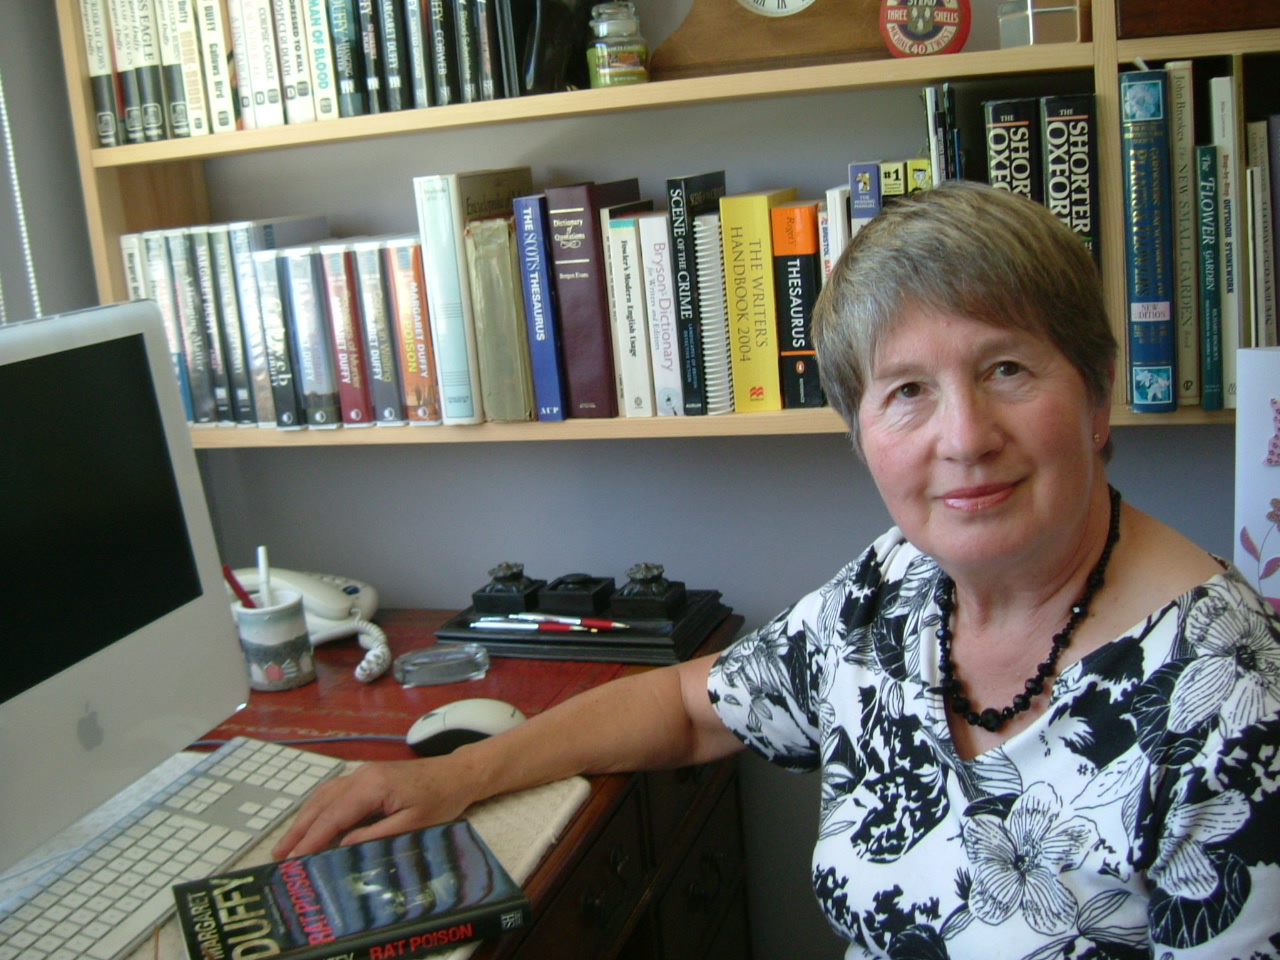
[172,820,530,960]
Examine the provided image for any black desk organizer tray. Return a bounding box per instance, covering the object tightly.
[435,565,733,665]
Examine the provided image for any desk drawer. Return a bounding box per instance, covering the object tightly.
[516,784,648,960]
[644,763,717,862]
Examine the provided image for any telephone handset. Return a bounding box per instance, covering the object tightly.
[229,568,391,682]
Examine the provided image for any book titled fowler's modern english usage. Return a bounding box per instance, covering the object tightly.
[173,820,531,960]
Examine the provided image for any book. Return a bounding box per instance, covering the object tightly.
[719,187,796,413]
[131,0,169,140]
[165,227,217,424]
[464,217,535,421]
[154,0,193,138]
[824,183,850,278]
[1197,145,1224,411]
[165,0,212,136]
[454,0,480,102]
[984,97,1042,202]
[383,235,444,424]
[107,0,145,142]
[253,249,305,428]
[274,0,318,123]
[376,0,409,111]
[848,160,882,238]
[513,193,568,421]
[352,237,407,424]
[880,160,907,208]
[241,0,287,126]
[302,0,339,119]
[473,0,503,101]
[605,209,655,417]
[427,0,461,105]
[1210,65,1248,407]
[119,232,151,301]
[171,820,531,960]
[414,166,534,424]
[636,210,683,416]
[1247,121,1276,347]
[225,0,259,128]
[693,211,733,416]
[188,225,235,423]
[1039,94,1100,265]
[281,245,342,427]
[906,157,933,193]
[404,0,433,108]
[195,0,240,132]
[1164,62,1198,402]
[1119,69,1177,413]
[770,199,823,409]
[923,84,947,186]
[317,239,376,425]
[209,224,256,424]
[140,229,195,419]
[357,0,385,112]
[328,0,367,115]
[544,178,641,418]
[79,0,122,146]
[665,170,726,416]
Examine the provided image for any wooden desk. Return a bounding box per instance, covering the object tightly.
[203,610,751,960]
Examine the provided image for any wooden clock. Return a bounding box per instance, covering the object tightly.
[649,0,889,80]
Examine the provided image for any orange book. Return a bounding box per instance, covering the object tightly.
[770,201,824,408]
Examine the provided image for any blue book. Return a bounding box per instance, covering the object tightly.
[848,161,882,238]
[513,194,568,421]
[1197,144,1224,411]
[1119,70,1177,413]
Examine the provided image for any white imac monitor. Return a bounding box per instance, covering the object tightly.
[0,301,248,874]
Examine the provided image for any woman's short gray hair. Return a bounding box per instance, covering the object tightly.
[812,180,1116,450]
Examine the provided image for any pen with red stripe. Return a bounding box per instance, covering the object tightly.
[469,619,593,633]
[508,613,631,630]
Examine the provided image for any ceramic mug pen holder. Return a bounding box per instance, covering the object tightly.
[233,588,316,692]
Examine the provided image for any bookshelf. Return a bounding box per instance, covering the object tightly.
[54,0,1264,449]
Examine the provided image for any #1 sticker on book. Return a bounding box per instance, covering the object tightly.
[880,0,971,57]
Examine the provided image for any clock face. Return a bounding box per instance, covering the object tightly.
[735,0,820,16]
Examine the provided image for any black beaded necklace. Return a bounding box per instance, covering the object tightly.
[935,486,1122,733]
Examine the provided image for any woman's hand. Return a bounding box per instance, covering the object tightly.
[272,755,474,858]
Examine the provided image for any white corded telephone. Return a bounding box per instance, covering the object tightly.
[229,568,391,682]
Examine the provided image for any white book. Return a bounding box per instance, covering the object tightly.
[119,232,151,300]
[413,167,533,425]
[168,0,211,135]
[131,0,168,140]
[817,200,833,284]
[239,0,286,127]
[1210,72,1247,407]
[606,214,655,417]
[825,183,851,274]
[140,229,193,418]
[636,210,683,416]
[924,85,946,186]
[225,0,259,128]
[195,0,239,132]
[693,211,733,416]
[154,0,194,136]
[1165,60,1198,403]
[302,0,338,120]
[106,0,141,140]
[272,0,316,123]
[79,0,121,146]
[1247,122,1277,347]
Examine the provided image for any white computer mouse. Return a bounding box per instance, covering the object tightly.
[406,698,528,757]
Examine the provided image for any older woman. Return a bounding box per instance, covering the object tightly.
[276,182,1280,958]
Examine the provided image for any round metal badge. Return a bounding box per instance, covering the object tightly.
[879,0,971,57]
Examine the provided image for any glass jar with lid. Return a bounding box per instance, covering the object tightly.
[586,1,649,88]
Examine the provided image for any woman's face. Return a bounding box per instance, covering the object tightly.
[857,307,1110,579]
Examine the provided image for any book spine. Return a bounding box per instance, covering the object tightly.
[906,157,932,193]
[195,0,239,131]
[1119,70,1177,413]
[771,203,823,409]
[513,194,568,422]
[1164,62,1199,401]
[403,0,432,108]
[879,160,907,209]
[81,0,122,146]
[1210,72,1244,407]
[141,230,194,420]
[327,0,367,115]
[210,225,256,424]
[637,213,682,415]
[274,0,318,123]
[473,0,499,101]
[241,0,287,126]
[385,238,444,423]
[225,0,259,128]
[984,98,1042,203]
[824,184,849,270]
[1196,145,1224,411]
[189,226,235,422]
[107,0,145,142]
[303,0,339,119]
[693,212,732,415]
[353,240,408,423]
[169,0,211,135]
[376,0,408,110]
[606,216,654,417]
[427,0,459,105]
[229,225,278,425]
[345,907,532,960]
[465,218,534,421]
[720,190,794,412]
[817,203,832,284]
[453,0,479,102]
[848,161,882,238]
[356,0,384,112]
[166,229,217,424]
[318,242,376,425]
[283,247,342,426]
[154,0,192,137]
[120,232,151,300]
[1247,121,1277,347]
[1040,94,1100,265]
[254,250,305,428]
[131,0,169,140]
[665,172,725,416]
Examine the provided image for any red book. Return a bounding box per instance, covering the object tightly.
[318,240,376,426]
[383,236,443,425]
[544,179,641,418]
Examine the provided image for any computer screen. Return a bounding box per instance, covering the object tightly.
[0,301,248,875]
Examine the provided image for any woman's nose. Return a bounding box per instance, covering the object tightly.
[936,389,1003,463]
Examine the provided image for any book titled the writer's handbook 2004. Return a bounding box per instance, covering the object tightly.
[172,820,531,960]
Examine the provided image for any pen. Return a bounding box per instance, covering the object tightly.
[469,620,593,633]
[223,564,255,608]
[508,613,631,630]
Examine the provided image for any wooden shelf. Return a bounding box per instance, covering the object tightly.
[1116,27,1280,62]
[189,404,1232,449]
[89,43,1095,169]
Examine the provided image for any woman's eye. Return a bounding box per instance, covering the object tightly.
[993,361,1023,378]
[894,382,922,400]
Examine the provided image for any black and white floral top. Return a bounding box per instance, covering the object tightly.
[708,528,1280,960]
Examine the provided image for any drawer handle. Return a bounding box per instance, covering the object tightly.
[609,847,632,878]
[581,887,608,927]
[685,851,725,912]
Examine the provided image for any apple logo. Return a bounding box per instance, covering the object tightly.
[78,704,104,750]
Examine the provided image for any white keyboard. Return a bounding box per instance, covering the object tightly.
[0,737,344,960]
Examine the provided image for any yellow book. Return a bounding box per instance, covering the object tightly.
[719,187,797,412]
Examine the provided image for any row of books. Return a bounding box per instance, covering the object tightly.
[80,0,532,147]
